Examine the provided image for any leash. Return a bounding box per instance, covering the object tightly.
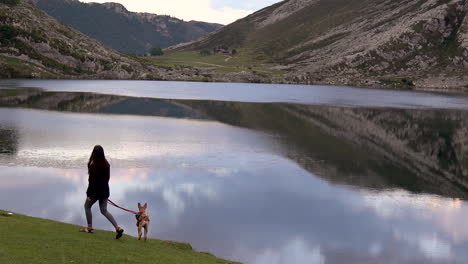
[107,199,138,215]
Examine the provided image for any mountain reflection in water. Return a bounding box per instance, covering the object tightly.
[0,88,468,264]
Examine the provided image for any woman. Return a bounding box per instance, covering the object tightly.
[80,145,124,239]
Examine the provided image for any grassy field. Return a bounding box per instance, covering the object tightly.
[0,210,240,264]
[143,50,284,76]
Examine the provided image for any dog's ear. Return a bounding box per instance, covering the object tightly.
[144,203,147,209]
[138,202,141,208]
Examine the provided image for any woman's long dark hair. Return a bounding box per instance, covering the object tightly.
[88,145,109,172]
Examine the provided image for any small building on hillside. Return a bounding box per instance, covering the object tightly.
[214,48,230,55]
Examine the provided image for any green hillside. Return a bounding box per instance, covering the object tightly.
[0,209,240,264]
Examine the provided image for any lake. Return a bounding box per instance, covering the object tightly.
[1,80,468,264]
[1,79,468,109]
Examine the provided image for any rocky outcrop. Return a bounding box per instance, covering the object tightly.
[282,0,468,89]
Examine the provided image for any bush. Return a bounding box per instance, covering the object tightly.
[0,63,26,78]
[0,0,20,6]
[0,25,18,41]
[30,30,47,43]
[150,47,164,56]
[380,77,415,89]
[200,49,211,56]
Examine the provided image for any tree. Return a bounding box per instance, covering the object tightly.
[0,25,18,42]
[200,49,211,56]
[150,47,164,56]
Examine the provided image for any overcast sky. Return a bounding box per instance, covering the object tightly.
[80,0,282,25]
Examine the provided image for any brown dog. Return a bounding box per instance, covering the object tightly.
[136,202,150,241]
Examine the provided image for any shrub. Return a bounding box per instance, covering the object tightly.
[0,25,18,41]
[150,47,163,56]
[29,30,47,43]
[50,39,70,54]
[0,0,20,6]
[200,49,211,56]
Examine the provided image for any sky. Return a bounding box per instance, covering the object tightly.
[80,0,282,25]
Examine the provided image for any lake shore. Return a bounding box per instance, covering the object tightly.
[0,209,240,264]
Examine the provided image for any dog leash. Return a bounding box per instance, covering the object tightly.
[108,199,138,215]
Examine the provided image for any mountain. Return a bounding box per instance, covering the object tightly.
[33,0,223,55]
[0,0,207,79]
[0,0,155,78]
[172,0,468,89]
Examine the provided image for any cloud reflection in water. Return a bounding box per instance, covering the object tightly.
[1,108,468,263]
[1,161,468,263]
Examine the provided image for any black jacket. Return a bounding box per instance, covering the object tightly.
[86,161,110,200]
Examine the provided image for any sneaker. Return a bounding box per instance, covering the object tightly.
[116,228,124,239]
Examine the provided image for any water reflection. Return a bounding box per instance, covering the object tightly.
[0,90,467,197]
[0,88,206,119]
[1,89,468,263]
[0,108,280,169]
[180,101,468,198]
[0,125,18,155]
[1,165,468,264]
[2,79,468,109]
[100,98,207,119]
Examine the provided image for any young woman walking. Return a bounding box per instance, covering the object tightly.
[80,145,124,239]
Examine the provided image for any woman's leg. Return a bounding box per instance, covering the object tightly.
[99,198,120,229]
[84,197,97,228]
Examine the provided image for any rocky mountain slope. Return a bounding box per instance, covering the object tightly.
[173,0,468,90]
[0,0,204,80]
[33,0,222,55]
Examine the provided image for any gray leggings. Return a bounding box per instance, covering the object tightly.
[84,198,118,228]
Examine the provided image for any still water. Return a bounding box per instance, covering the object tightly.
[1,79,468,109]
[1,83,468,264]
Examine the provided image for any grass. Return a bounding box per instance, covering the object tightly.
[0,89,19,96]
[0,209,240,264]
[0,55,58,78]
[143,50,284,76]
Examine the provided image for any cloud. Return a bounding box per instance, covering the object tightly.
[79,0,273,24]
[211,0,280,10]
[254,238,325,264]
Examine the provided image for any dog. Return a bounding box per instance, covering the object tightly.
[136,202,150,241]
